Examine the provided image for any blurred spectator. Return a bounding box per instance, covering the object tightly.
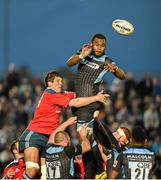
[124,72,136,100]
[5,64,20,94]
[143,102,160,132]
[137,73,153,97]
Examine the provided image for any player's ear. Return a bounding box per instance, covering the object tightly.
[48,81,53,87]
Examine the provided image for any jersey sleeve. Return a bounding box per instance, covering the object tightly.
[64,144,82,159]
[50,92,75,108]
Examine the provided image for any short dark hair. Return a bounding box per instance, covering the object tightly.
[10,139,19,155]
[44,71,63,87]
[54,131,69,143]
[132,126,147,144]
[91,33,106,43]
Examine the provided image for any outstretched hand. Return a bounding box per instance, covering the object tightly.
[104,62,118,73]
[96,90,110,104]
[80,43,92,59]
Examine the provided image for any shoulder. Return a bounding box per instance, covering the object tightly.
[46,144,64,154]
[64,144,82,157]
[45,88,56,94]
[5,160,18,169]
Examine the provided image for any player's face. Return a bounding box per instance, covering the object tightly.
[118,136,128,146]
[92,37,106,57]
[113,131,128,146]
[51,77,63,92]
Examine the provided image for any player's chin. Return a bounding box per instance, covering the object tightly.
[94,52,103,57]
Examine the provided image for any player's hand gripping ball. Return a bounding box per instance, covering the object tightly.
[112,19,134,35]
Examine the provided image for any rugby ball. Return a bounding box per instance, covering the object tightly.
[112,19,134,35]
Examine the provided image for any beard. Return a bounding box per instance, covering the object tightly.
[92,50,105,58]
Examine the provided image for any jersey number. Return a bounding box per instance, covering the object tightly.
[131,168,149,179]
[47,165,61,178]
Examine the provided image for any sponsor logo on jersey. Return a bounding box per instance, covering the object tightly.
[127,154,152,159]
[80,59,99,69]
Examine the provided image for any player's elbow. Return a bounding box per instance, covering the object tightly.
[66,60,72,67]
[119,73,126,80]
[114,69,126,80]
[68,99,80,107]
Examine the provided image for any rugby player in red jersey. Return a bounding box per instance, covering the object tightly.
[2,140,25,180]
[19,71,109,179]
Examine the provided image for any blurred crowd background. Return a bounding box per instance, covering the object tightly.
[0,63,161,178]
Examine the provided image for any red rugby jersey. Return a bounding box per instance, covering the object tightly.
[27,88,75,135]
[3,159,25,179]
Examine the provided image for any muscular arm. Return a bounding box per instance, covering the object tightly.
[114,67,126,80]
[66,54,81,67]
[48,117,77,143]
[68,90,109,108]
[104,60,126,80]
[78,127,91,154]
[67,44,91,67]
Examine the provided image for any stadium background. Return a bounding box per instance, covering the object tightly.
[0,0,161,178]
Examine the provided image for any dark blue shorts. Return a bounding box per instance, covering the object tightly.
[19,129,49,153]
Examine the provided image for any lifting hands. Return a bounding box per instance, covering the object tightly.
[96,90,110,104]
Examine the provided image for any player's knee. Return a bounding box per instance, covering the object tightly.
[25,161,41,179]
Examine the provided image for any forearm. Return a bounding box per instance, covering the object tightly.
[114,67,126,80]
[66,55,81,67]
[48,117,76,143]
[69,95,98,107]
[81,138,91,153]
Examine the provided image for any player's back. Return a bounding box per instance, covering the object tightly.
[122,147,155,179]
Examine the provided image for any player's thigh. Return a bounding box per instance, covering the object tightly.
[24,147,39,163]
[19,129,49,162]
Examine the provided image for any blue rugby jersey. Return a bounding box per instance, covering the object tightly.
[45,143,82,179]
[112,146,155,179]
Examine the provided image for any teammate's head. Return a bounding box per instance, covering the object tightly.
[131,126,147,145]
[10,139,19,156]
[113,127,131,146]
[91,33,106,57]
[10,139,24,159]
[44,71,63,92]
[54,131,71,146]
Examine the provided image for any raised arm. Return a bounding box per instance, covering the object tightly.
[114,67,126,80]
[68,90,110,108]
[78,127,91,154]
[104,61,126,80]
[66,54,81,67]
[48,116,77,143]
[66,44,92,67]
